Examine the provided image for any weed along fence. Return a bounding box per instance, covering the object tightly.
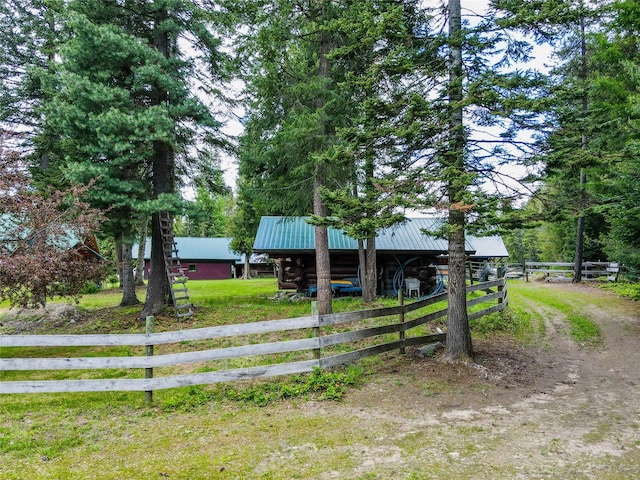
[1,278,507,398]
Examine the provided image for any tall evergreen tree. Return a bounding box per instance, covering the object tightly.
[495,0,608,282]
[43,10,155,305]
[442,0,473,361]
[399,1,545,361]
[0,1,60,135]
[311,0,425,303]
[496,0,640,279]
[37,0,232,314]
[238,0,356,314]
[0,0,68,176]
[590,0,640,278]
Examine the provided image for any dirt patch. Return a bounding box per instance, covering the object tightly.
[0,304,81,333]
[325,283,640,478]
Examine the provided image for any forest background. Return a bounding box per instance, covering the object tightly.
[1,0,639,344]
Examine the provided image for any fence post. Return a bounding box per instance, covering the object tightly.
[145,315,154,405]
[497,268,506,306]
[398,289,405,354]
[311,301,321,360]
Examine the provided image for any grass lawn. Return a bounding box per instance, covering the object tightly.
[0,278,614,479]
[77,278,283,309]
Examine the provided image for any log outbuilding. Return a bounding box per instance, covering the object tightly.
[253,216,509,297]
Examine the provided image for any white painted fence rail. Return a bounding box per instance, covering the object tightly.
[1,278,507,395]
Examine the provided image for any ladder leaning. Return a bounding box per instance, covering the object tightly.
[159,212,193,320]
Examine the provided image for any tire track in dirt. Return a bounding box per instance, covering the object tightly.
[308,284,640,479]
[460,286,640,477]
[517,294,586,389]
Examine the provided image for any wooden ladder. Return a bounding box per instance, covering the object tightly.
[159,212,193,320]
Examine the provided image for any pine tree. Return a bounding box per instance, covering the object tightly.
[237,0,357,314]
[36,0,233,314]
[42,8,160,306]
[399,1,546,361]
[0,1,61,135]
[494,0,607,282]
[589,0,640,278]
[311,0,424,303]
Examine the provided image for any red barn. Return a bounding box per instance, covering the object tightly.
[137,237,241,280]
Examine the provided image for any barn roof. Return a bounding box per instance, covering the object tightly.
[137,237,242,262]
[469,235,510,259]
[253,216,506,256]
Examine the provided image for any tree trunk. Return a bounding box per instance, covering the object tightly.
[443,0,473,362]
[141,10,174,319]
[135,220,147,286]
[573,12,588,284]
[313,28,333,315]
[360,236,377,303]
[143,144,176,316]
[444,212,473,361]
[242,252,251,280]
[358,239,366,291]
[314,172,332,315]
[115,236,123,288]
[573,167,587,283]
[120,239,140,306]
[362,145,377,304]
[39,5,56,172]
[142,211,167,317]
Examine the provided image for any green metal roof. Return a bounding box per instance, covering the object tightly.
[253,217,357,252]
[252,216,485,254]
[0,213,85,254]
[138,237,242,261]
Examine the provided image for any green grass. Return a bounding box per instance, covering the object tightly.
[75,278,281,309]
[600,281,640,301]
[160,364,366,410]
[2,279,638,479]
[0,278,283,311]
[470,303,540,343]
[507,280,602,346]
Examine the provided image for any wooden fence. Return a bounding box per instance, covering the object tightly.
[1,278,507,396]
[523,261,620,282]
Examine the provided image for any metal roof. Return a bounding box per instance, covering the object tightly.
[138,237,242,261]
[0,213,87,254]
[376,218,453,252]
[252,216,488,255]
[468,235,509,258]
[253,217,358,252]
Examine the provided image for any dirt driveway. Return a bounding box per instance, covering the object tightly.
[286,282,640,479]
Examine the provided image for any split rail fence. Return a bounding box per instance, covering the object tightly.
[1,278,507,397]
[522,261,620,282]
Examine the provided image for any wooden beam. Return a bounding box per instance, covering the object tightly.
[1,338,319,371]
[0,360,320,394]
